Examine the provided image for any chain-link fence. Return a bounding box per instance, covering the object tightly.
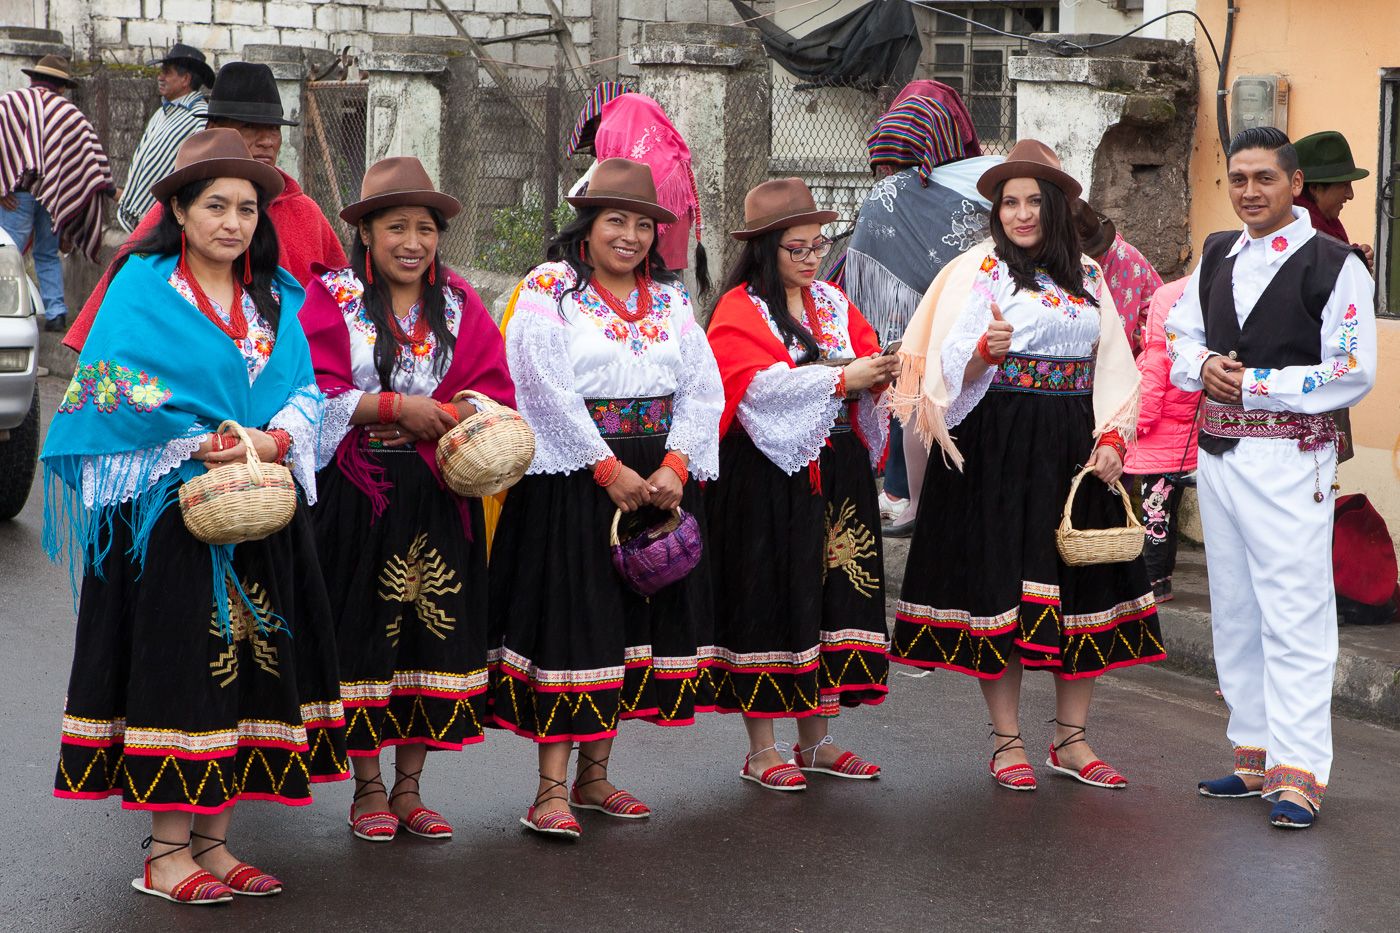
[301,80,369,253]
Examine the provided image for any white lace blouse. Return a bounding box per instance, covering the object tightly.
[507,260,723,479]
[737,281,889,475]
[940,252,1104,428]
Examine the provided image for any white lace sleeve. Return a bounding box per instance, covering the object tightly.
[665,312,723,480]
[508,280,613,475]
[319,388,363,465]
[855,391,890,470]
[267,383,328,499]
[79,433,208,508]
[735,363,843,474]
[940,270,997,429]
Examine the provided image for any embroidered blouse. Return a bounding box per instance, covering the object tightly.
[1166,207,1376,415]
[507,260,723,478]
[739,280,889,474]
[941,252,1105,428]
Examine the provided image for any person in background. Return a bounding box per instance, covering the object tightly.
[1123,277,1200,602]
[1293,130,1374,270]
[65,61,347,352]
[1075,200,1162,356]
[0,55,114,332]
[116,43,212,233]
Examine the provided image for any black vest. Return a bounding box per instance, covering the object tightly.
[1196,229,1360,457]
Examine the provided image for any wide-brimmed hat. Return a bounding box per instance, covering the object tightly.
[340,157,462,224]
[1295,131,1370,184]
[148,43,216,89]
[206,62,298,127]
[566,158,678,224]
[976,139,1082,202]
[22,55,79,89]
[730,178,838,241]
[1074,199,1117,258]
[150,128,285,201]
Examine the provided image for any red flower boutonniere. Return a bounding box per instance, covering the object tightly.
[1271,236,1288,252]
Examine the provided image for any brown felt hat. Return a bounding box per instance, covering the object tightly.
[566,158,677,224]
[976,139,1082,202]
[731,177,838,240]
[1074,199,1117,259]
[22,55,79,89]
[150,128,285,201]
[340,156,461,224]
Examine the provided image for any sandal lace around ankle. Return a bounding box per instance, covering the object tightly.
[990,728,1027,761]
[1048,718,1088,754]
[389,765,424,804]
[572,749,611,794]
[189,831,226,861]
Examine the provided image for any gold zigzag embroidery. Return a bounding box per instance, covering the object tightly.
[208,581,280,687]
[347,694,484,748]
[58,746,313,805]
[377,533,462,645]
[824,500,880,597]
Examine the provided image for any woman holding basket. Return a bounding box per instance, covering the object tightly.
[42,129,346,904]
[300,157,515,843]
[489,158,723,839]
[887,141,1164,792]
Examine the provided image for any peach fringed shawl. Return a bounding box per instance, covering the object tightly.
[890,238,1140,469]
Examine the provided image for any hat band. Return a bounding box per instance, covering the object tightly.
[742,205,822,231]
[1306,161,1360,179]
[577,186,660,206]
[208,100,286,119]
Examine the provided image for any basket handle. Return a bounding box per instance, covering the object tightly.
[451,389,497,415]
[609,506,683,547]
[1058,465,1143,534]
[214,419,266,488]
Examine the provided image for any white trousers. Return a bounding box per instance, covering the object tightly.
[1196,437,1338,809]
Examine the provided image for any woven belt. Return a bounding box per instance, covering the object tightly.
[989,354,1094,395]
[1202,401,1339,451]
[585,395,673,438]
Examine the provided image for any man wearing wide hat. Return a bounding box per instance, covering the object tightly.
[66,62,347,352]
[115,44,213,233]
[1293,130,1373,269]
[0,55,113,331]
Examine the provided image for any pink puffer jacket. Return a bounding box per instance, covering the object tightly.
[1125,277,1201,475]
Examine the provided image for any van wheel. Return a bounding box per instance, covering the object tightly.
[0,386,39,520]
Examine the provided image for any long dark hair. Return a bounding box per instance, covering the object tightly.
[115,176,283,328]
[545,205,681,312]
[350,206,454,391]
[717,229,820,361]
[989,177,1098,305]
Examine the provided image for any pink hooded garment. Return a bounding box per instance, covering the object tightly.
[591,93,701,272]
[1124,277,1201,475]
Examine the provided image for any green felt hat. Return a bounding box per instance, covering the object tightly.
[1295,131,1369,184]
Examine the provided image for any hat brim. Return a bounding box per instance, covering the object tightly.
[148,56,217,87]
[21,67,78,88]
[977,159,1082,202]
[150,157,286,203]
[1306,167,1370,184]
[1078,211,1116,258]
[206,103,298,127]
[730,209,839,241]
[565,193,678,225]
[340,189,463,225]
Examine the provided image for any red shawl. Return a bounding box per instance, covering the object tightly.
[299,264,516,517]
[1295,192,1349,244]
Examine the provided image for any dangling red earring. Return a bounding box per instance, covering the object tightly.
[243,250,252,285]
[179,229,187,268]
[643,254,650,281]
[364,261,373,285]
[579,241,588,264]
[427,259,436,286]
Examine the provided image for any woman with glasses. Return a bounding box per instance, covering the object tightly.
[705,178,900,791]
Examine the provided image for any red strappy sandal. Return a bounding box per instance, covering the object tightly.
[791,735,881,780]
[521,775,582,839]
[348,772,400,842]
[130,836,234,906]
[1045,720,1127,789]
[989,730,1037,791]
[390,765,453,839]
[191,831,282,897]
[570,750,651,819]
[740,744,807,791]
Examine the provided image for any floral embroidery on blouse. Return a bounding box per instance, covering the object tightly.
[1302,304,1360,394]
[321,267,461,375]
[529,270,566,301]
[576,282,674,357]
[1246,368,1271,397]
[169,267,275,383]
[586,396,674,437]
[748,283,852,360]
[59,360,172,414]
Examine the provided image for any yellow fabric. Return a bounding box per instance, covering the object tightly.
[891,237,1139,469]
[483,279,526,558]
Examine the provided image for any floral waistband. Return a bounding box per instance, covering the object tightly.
[585,395,674,438]
[989,354,1094,395]
[1202,401,1339,451]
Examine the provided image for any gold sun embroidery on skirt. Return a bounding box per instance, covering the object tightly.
[825,500,879,597]
[208,581,280,687]
[377,532,462,644]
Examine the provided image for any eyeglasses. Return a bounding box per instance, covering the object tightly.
[780,239,833,262]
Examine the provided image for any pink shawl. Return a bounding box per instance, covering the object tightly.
[890,80,982,157]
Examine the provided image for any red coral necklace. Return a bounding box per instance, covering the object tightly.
[591,272,651,323]
[180,259,247,341]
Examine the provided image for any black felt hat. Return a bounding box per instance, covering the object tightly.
[148,43,215,89]
[206,62,298,127]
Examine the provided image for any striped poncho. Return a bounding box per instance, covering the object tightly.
[116,91,207,232]
[0,85,113,261]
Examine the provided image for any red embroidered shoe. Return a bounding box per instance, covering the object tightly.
[1046,721,1127,789]
[130,836,233,906]
[400,807,454,839]
[223,863,283,897]
[349,772,399,841]
[792,736,881,780]
[570,786,652,819]
[520,774,581,839]
[740,745,807,791]
[989,730,1037,791]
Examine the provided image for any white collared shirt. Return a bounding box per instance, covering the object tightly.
[1165,207,1376,414]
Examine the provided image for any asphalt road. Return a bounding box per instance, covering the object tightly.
[2,377,1398,932]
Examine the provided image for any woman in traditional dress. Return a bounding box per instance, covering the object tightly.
[888,140,1165,791]
[705,178,900,791]
[300,157,515,843]
[42,128,346,904]
[490,158,723,838]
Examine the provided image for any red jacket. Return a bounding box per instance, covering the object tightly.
[63,168,347,352]
[1124,277,1201,475]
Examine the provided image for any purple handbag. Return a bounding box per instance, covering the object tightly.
[609,507,704,597]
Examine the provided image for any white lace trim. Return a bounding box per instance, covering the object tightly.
[855,391,890,470]
[79,433,207,509]
[320,389,363,465]
[664,316,724,480]
[735,363,843,474]
[509,317,613,475]
[941,292,995,429]
[268,383,327,501]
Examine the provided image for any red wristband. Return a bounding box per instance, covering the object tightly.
[835,368,848,399]
[1096,429,1127,460]
[661,451,689,485]
[438,401,460,422]
[377,392,399,424]
[593,456,622,487]
[266,428,292,463]
[977,333,1005,366]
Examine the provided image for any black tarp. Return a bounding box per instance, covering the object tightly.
[730,0,922,89]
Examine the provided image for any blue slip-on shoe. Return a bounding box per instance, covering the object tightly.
[1198,775,1263,798]
[1269,799,1316,829]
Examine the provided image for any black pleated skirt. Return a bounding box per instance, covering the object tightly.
[55,502,348,813]
[488,431,715,743]
[704,427,889,718]
[312,449,490,757]
[890,387,1165,679]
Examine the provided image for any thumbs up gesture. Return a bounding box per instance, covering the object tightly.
[983,301,1014,359]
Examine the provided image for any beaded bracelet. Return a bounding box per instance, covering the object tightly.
[661,451,689,485]
[1096,429,1127,460]
[377,392,400,424]
[438,401,460,422]
[593,456,622,487]
[976,333,1005,366]
[266,428,292,463]
[834,368,848,400]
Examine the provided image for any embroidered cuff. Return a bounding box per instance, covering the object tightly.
[1241,368,1276,411]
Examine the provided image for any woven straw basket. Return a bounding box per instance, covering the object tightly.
[179,420,297,545]
[1055,465,1145,567]
[435,390,535,497]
